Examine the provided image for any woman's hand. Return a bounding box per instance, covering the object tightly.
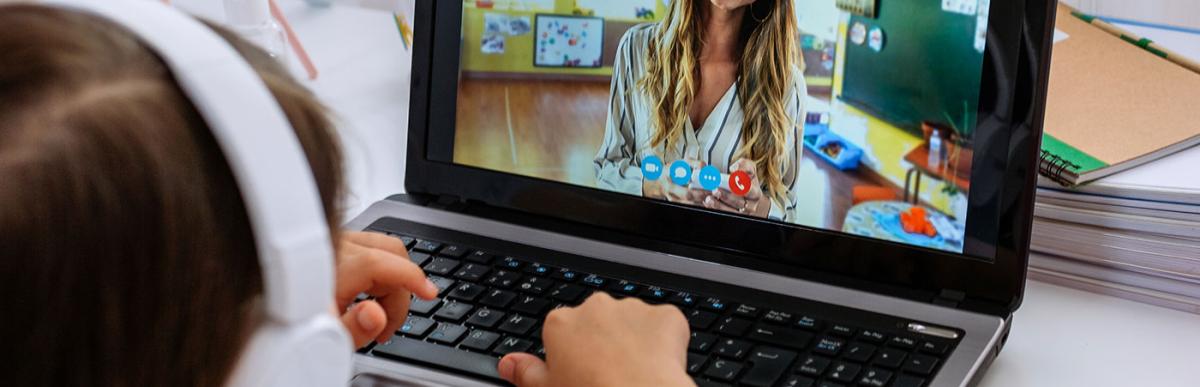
[703,158,770,218]
[334,231,440,347]
[497,293,693,387]
[644,158,707,206]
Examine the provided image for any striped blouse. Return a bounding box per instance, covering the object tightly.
[593,24,808,221]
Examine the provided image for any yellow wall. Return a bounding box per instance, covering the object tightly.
[461,1,667,76]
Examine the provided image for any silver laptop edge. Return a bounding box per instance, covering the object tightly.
[347,199,1006,387]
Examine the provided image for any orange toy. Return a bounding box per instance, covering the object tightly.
[899,206,937,237]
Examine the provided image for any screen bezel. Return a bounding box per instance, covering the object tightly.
[407,0,1056,314]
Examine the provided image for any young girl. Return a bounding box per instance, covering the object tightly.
[0,4,690,387]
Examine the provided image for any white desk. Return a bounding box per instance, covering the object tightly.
[177,2,1200,386]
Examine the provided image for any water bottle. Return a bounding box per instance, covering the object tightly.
[928,129,942,169]
[224,0,288,61]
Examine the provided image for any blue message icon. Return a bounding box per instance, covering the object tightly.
[698,165,721,190]
[641,155,664,181]
[669,160,693,186]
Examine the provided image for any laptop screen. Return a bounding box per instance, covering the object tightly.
[444,0,995,258]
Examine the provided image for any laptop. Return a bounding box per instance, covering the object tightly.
[348,0,1057,386]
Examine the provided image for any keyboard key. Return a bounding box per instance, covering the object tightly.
[413,239,442,253]
[498,314,537,336]
[700,297,728,312]
[609,280,641,296]
[843,342,876,363]
[712,338,752,359]
[903,354,939,375]
[857,368,893,387]
[479,289,517,308]
[892,375,927,387]
[498,257,525,270]
[733,304,762,318]
[516,276,555,294]
[796,355,830,376]
[762,310,794,324]
[873,348,906,368]
[830,324,856,337]
[409,297,441,316]
[465,250,495,264]
[794,315,820,330]
[465,308,505,329]
[687,353,709,375]
[397,236,416,248]
[816,382,845,387]
[813,337,845,356]
[888,335,917,349]
[371,337,501,380]
[695,379,731,387]
[460,330,501,352]
[580,274,610,288]
[738,346,797,387]
[746,325,812,349]
[686,309,719,330]
[826,362,860,383]
[689,332,718,352]
[702,359,743,382]
[779,375,816,387]
[423,257,460,276]
[397,316,435,338]
[426,323,467,345]
[550,268,581,282]
[427,276,455,293]
[433,301,473,322]
[713,317,752,337]
[919,340,949,355]
[639,286,670,302]
[548,283,588,303]
[438,244,469,258]
[408,252,432,267]
[523,263,554,276]
[493,336,533,355]
[668,292,698,307]
[483,270,521,289]
[452,264,491,282]
[858,329,886,343]
[447,283,486,302]
[511,296,551,316]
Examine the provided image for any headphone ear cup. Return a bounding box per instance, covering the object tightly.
[226,314,352,387]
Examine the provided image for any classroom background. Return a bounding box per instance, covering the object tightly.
[453,0,989,253]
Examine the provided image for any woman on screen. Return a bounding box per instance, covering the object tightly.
[594,0,806,221]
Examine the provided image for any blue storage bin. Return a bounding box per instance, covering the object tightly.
[803,130,863,171]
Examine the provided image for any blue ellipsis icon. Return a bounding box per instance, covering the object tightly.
[642,155,664,181]
[669,160,693,186]
[698,165,721,190]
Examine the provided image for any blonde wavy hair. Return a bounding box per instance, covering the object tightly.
[640,0,803,206]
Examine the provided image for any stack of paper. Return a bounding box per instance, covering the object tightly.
[1030,145,1200,314]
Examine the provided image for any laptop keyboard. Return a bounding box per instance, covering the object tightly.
[358,225,960,387]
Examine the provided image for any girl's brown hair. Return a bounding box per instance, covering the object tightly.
[640,0,803,207]
[0,5,343,386]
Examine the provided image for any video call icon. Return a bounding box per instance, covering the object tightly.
[698,166,721,191]
[669,160,692,186]
[641,155,664,181]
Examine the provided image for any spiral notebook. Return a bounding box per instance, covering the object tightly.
[1039,5,1200,186]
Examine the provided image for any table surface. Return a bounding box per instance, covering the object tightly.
[177,2,1200,386]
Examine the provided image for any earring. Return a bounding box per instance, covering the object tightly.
[751,5,770,22]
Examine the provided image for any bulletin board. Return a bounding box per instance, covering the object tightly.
[534,15,605,68]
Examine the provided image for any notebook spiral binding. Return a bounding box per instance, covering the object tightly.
[1039,150,1080,186]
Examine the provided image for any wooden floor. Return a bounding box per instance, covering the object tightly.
[452,78,899,230]
[453,78,610,187]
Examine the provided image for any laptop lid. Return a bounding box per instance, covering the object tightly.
[405,0,1057,316]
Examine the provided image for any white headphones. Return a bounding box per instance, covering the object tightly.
[42,0,353,386]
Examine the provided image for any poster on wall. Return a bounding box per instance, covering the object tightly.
[534,15,605,68]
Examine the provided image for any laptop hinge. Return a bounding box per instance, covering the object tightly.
[934,289,967,308]
[432,194,466,209]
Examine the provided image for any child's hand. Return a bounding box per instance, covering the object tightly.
[497,293,693,387]
[334,231,439,347]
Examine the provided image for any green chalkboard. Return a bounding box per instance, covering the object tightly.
[840,0,986,138]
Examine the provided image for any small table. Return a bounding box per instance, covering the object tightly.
[842,201,963,252]
[902,142,972,203]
